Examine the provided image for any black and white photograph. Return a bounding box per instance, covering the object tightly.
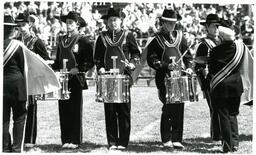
[1,0,254,154]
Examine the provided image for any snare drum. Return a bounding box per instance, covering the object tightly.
[96,74,130,103]
[165,75,199,104]
[165,76,189,104]
[35,72,70,100]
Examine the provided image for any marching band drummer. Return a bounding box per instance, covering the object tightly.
[51,11,94,149]
[94,7,140,150]
[15,12,51,148]
[194,14,222,143]
[147,9,193,149]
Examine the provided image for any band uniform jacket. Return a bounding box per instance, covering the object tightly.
[20,34,50,60]
[4,39,27,102]
[94,29,141,83]
[194,37,221,90]
[147,30,192,89]
[52,33,94,89]
[209,40,244,98]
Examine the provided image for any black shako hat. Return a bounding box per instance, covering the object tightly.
[4,15,18,26]
[200,14,221,25]
[15,13,28,23]
[60,11,84,26]
[160,9,177,22]
[105,8,120,20]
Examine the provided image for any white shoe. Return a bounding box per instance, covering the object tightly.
[117,145,126,150]
[62,143,70,148]
[163,141,173,148]
[68,143,79,149]
[173,142,184,149]
[213,140,222,146]
[109,145,118,150]
[25,143,35,148]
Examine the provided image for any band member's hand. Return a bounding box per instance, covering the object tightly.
[45,60,54,65]
[70,67,79,75]
[99,67,106,74]
[127,63,135,71]
[186,68,194,75]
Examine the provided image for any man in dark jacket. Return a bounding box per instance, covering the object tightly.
[3,15,27,153]
[147,9,193,149]
[209,23,246,153]
[52,11,94,149]
[94,7,140,150]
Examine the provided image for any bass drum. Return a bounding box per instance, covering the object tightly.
[96,74,130,103]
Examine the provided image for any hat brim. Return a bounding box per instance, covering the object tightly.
[4,22,19,26]
[200,21,221,26]
[161,17,177,22]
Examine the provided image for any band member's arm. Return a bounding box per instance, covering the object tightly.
[194,42,208,72]
[51,43,61,70]
[94,35,106,72]
[194,43,209,90]
[77,37,94,72]
[34,38,51,60]
[127,32,141,65]
[180,36,192,69]
[147,38,168,72]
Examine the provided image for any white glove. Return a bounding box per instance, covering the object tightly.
[127,63,135,70]
[186,68,194,75]
[99,67,106,74]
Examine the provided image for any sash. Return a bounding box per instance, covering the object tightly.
[210,40,244,91]
[101,30,129,61]
[4,40,20,66]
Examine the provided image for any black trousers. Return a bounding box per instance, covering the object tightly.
[3,95,27,152]
[104,102,131,147]
[197,75,221,141]
[211,97,240,152]
[24,95,37,144]
[58,77,83,145]
[204,90,222,141]
[158,88,184,143]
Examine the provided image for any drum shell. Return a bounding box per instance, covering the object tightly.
[96,74,130,103]
[165,76,190,104]
[188,74,199,102]
[165,75,199,104]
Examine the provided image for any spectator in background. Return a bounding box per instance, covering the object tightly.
[241,16,254,49]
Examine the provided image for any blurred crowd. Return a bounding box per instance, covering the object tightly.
[4,1,254,56]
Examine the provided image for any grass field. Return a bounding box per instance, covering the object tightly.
[24,80,253,154]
